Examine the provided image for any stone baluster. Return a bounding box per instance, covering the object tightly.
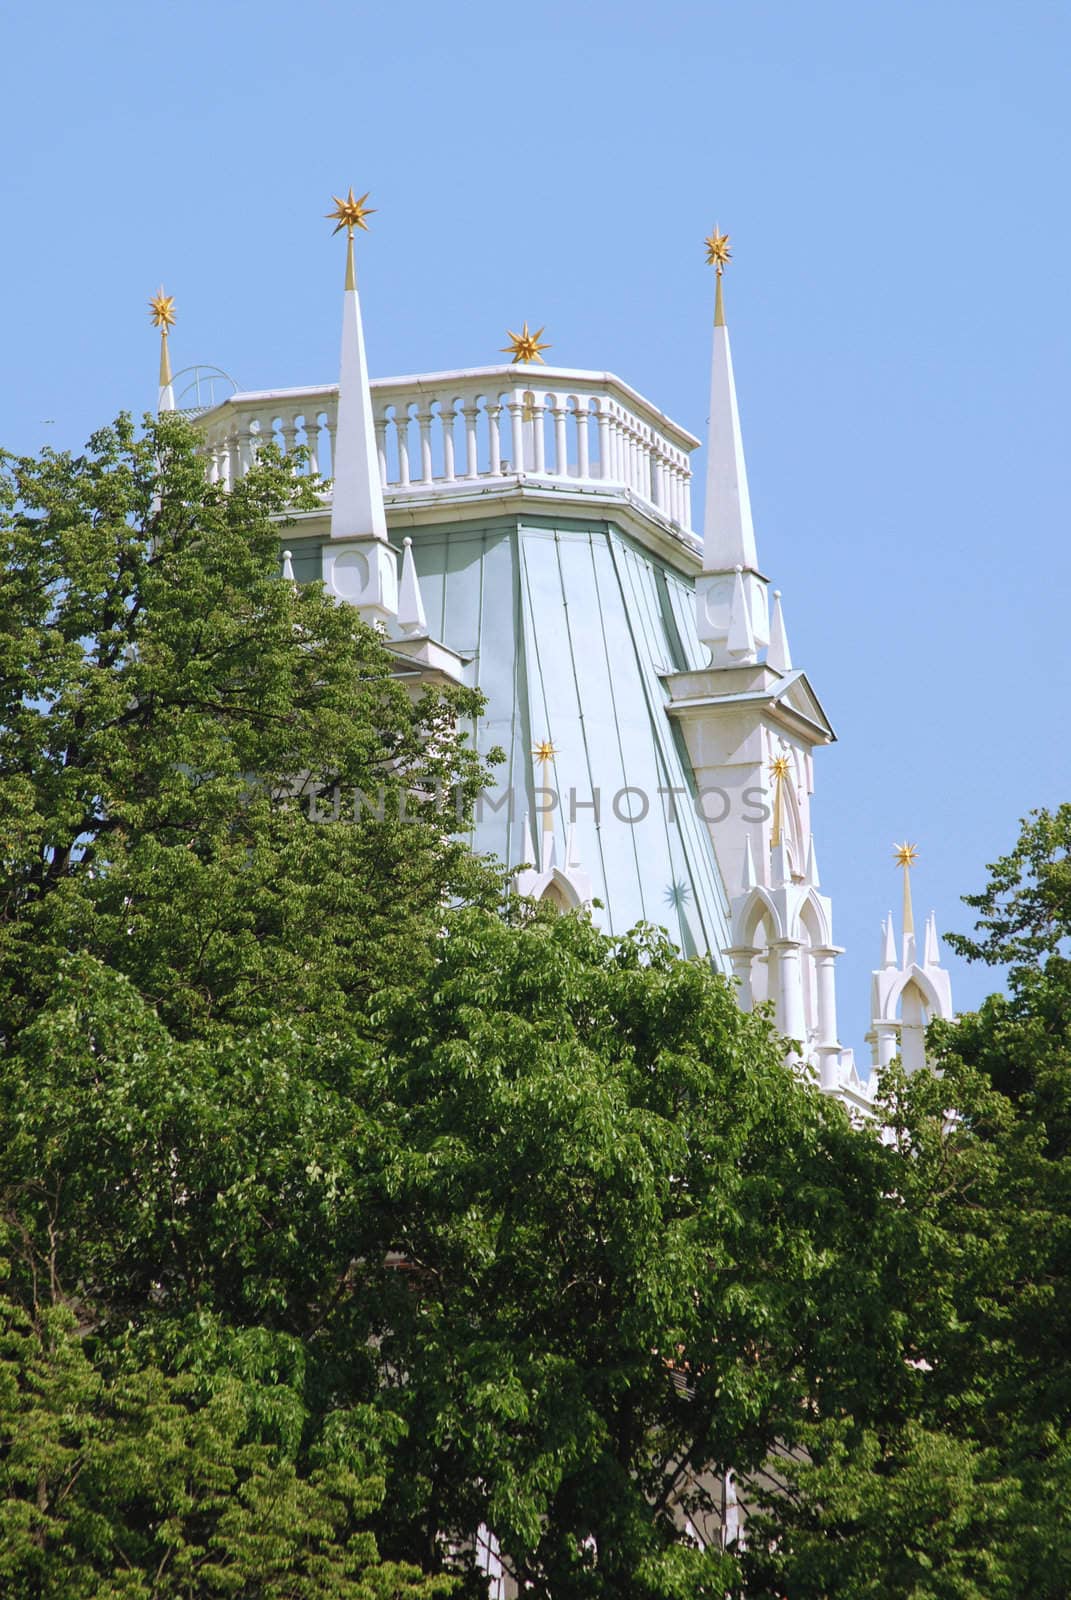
[463,403,480,477]
[304,413,321,478]
[234,424,252,481]
[623,420,634,491]
[682,469,692,530]
[322,412,336,483]
[396,409,411,486]
[650,445,664,510]
[281,413,298,460]
[417,408,434,483]
[440,404,456,482]
[574,401,590,479]
[595,399,612,481]
[487,401,502,475]
[670,461,684,524]
[508,393,526,476]
[610,412,622,485]
[374,415,388,486]
[529,393,546,473]
[552,395,568,476]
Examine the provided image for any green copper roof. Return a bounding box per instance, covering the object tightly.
[409,512,732,965]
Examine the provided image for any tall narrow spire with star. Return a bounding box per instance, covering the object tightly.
[149,288,176,413]
[694,231,769,666]
[702,230,757,572]
[894,841,918,962]
[326,188,387,543]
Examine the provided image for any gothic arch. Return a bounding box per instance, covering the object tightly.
[733,885,785,948]
[798,889,831,949]
[884,966,943,1022]
[540,869,585,911]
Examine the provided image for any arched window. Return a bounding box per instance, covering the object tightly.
[540,879,571,911]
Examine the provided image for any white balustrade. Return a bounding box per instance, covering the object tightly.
[193,366,698,535]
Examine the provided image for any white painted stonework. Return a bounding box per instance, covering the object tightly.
[187,238,953,1108]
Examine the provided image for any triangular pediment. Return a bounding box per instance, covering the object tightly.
[662,663,836,746]
[771,670,836,743]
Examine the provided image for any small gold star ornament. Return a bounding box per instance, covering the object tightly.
[503,323,551,364]
[148,288,176,330]
[769,752,791,849]
[894,842,919,869]
[532,739,558,764]
[326,187,375,235]
[704,229,732,273]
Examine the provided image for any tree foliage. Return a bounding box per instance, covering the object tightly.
[745,807,1071,1599]
[0,412,497,1040]
[10,417,1067,1596]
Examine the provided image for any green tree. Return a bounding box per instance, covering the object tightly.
[0,416,907,1596]
[0,412,497,1040]
[0,1298,451,1600]
[744,807,1071,1600]
[2,924,899,1599]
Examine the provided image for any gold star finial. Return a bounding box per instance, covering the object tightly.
[769,753,791,849]
[894,841,919,939]
[148,288,176,331]
[502,322,551,364]
[532,739,558,765]
[326,187,376,236]
[704,228,732,274]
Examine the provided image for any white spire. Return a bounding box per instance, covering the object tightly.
[741,834,758,891]
[805,832,820,887]
[881,913,897,968]
[768,590,792,672]
[702,266,757,573]
[397,538,428,636]
[520,812,537,871]
[330,229,387,542]
[923,910,940,968]
[694,242,769,666]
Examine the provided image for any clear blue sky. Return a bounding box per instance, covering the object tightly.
[2,0,1068,1053]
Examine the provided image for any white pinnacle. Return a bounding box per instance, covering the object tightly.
[768,590,792,672]
[741,834,758,891]
[330,234,387,542]
[397,538,428,636]
[805,832,820,887]
[702,283,758,573]
[881,914,897,968]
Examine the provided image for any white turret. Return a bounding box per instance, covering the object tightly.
[320,190,397,627]
[867,848,954,1074]
[667,231,865,1103]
